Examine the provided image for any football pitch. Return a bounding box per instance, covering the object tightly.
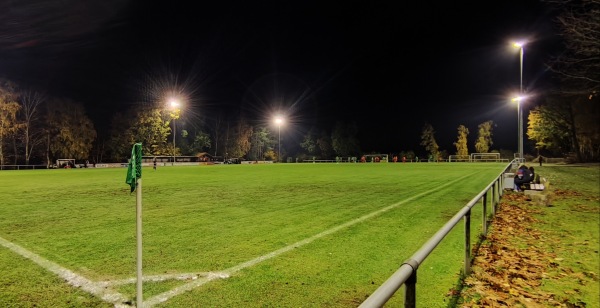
[0,162,507,307]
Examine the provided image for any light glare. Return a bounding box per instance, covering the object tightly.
[511,96,526,102]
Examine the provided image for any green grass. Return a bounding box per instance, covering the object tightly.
[0,163,506,307]
[454,163,600,308]
[526,164,600,307]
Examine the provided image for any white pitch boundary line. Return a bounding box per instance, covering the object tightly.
[0,173,471,307]
[0,236,130,307]
[142,173,472,307]
[0,236,233,307]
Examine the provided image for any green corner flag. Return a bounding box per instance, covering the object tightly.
[126,143,143,193]
[125,143,144,307]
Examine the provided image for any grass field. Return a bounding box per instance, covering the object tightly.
[0,162,508,307]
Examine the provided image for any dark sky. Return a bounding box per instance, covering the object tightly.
[0,0,562,155]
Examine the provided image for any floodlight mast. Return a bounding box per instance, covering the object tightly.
[512,95,526,163]
[169,100,180,166]
[513,41,525,162]
[274,116,284,162]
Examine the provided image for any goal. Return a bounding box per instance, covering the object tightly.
[470,153,501,162]
[56,159,76,168]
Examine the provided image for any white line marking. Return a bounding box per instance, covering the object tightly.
[142,174,471,307]
[100,272,230,286]
[0,236,130,307]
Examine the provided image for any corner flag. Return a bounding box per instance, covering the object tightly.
[125,143,144,307]
[126,143,142,193]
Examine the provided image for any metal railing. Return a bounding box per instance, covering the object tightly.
[359,162,511,307]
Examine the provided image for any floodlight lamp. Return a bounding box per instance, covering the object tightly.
[513,41,527,49]
[511,95,526,103]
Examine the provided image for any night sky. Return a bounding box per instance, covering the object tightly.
[0,0,562,155]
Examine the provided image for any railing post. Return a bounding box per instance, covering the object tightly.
[482,193,488,235]
[499,176,504,198]
[403,270,417,308]
[496,179,501,208]
[464,209,471,276]
[491,182,496,216]
[496,180,500,211]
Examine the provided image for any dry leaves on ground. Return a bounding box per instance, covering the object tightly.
[456,191,589,307]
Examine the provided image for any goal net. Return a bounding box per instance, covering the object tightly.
[56,159,76,168]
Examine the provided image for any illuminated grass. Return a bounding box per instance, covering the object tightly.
[525,165,600,306]
[0,163,505,307]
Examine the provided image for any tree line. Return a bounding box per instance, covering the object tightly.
[0,81,96,167]
[0,72,595,167]
[0,81,499,168]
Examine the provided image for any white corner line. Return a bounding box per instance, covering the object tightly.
[0,236,130,306]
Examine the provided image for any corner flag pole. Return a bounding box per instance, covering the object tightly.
[136,177,143,308]
[125,143,143,307]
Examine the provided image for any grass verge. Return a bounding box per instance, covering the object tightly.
[455,164,600,307]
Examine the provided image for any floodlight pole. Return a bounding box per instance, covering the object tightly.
[168,100,180,166]
[172,118,176,166]
[274,116,283,163]
[518,45,524,163]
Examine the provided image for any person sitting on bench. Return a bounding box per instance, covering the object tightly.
[514,164,533,191]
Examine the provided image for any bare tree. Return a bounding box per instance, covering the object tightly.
[19,90,46,164]
[541,1,600,161]
[212,114,223,157]
[546,0,600,96]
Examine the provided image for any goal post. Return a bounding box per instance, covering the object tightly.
[470,153,501,162]
[56,159,76,168]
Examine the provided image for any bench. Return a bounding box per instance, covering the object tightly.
[504,172,549,192]
[524,177,548,191]
[525,183,545,191]
[523,177,551,205]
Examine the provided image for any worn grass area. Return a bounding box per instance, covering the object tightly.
[0,163,506,307]
[456,164,600,307]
